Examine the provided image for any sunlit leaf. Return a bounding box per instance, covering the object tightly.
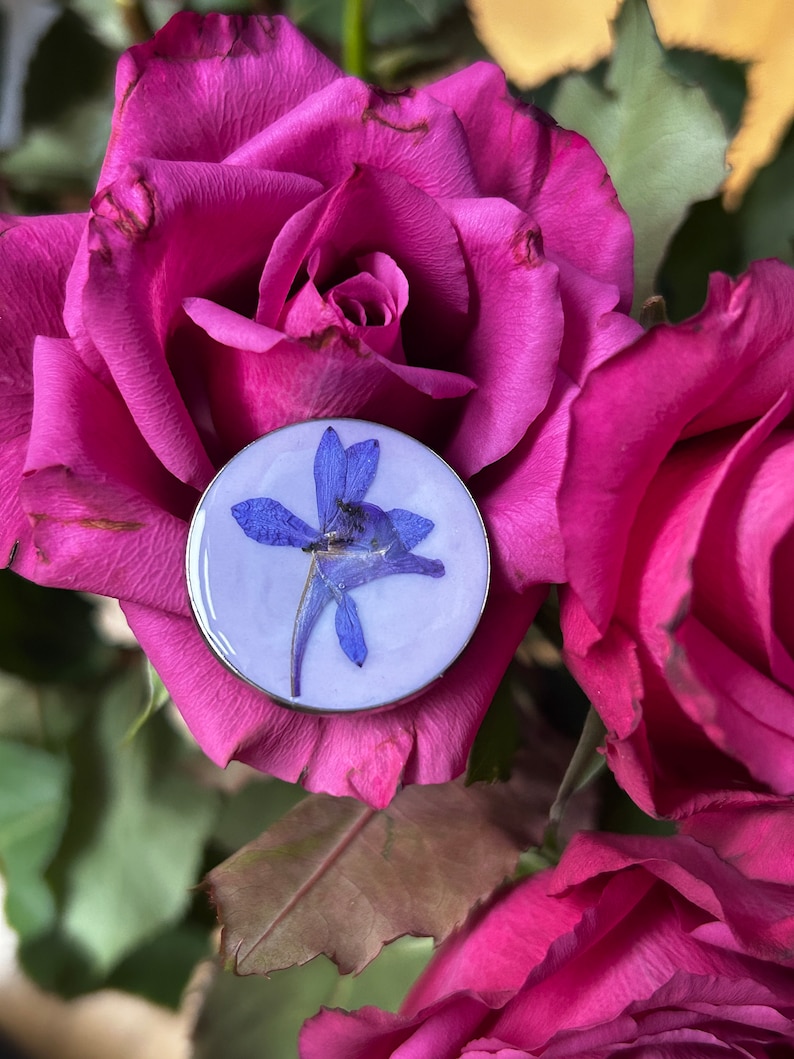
[58,665,219,974]
[550,0,728,309]
[469,0,792,206]
[1,96,112,196]
[467,0,620,87]
[0,739,69,940]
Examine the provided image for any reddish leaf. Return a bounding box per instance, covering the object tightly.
[207,709,588,977]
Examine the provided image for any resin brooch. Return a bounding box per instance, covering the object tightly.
[186,420,489,713]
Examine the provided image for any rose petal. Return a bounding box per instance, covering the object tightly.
[550,831,794,961]
[21,336,191,613]
[670,615,794,793]
[477,377,572,589]
[122,600,318,771]
[695,418,794,692]
[680,799,794,885]
[0,212,86,571]
[124,580,541,807]
[100,14,342,186]
[425,63,634,311]
[682,260,794,437]
[225,76,479,200]
[256,166,470,363]
[181,319,472,460]
[182,298,285,354]
[562,599,746,819]
[301,996,492,1059]
[440,198,563,479]
[560,262,794,642]
[78,158,322,485]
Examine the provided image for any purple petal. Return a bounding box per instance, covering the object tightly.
[386,553,445,578]
[231,497,320,548]
[343,439,379,502]
[387,508,435,550]
[334,592,368,667]
[291,566,333,697]
[314,426,347,530]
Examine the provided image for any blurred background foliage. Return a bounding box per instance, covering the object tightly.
[0,0,790,1056]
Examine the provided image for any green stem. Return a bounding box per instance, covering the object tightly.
[342,0,369,80]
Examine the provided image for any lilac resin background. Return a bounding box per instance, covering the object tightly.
[187,419,490,712]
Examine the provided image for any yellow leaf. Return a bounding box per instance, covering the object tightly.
[467,0,794,207]
[466,0,621,86]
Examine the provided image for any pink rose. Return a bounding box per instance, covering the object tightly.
[559,260,794,818]
[0,13,638,806]
[681,797,794,886]
[300,830,794,1057]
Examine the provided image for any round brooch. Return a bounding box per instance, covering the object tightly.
[186,419,489,713]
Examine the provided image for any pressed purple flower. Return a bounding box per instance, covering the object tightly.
[231,426,444,696]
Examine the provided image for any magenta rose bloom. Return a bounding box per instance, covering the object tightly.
[300,830,794,1057]
[559,260,794,818]
[0,13,638,806]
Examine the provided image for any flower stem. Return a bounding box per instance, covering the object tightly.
[342,0,369,80]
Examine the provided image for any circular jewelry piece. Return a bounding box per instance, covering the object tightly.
[186,419,490,713]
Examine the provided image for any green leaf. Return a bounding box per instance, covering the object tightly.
[209,768,550,977]
[663,49,747,134]
[212,778,306,857]
[0,0,59,149]
[0,739,70,940]
[547,705,607,834]
[21,659,220,989]
[465,679,520,785]
[1,95,112,197]
[657,195,742,320]
[737,120,794,267]
[550,0,729,311]
[0,571,110,683]
[659,121,794,322]
[106,922,214,1010]
[288,0,462,47]
[122,659,170,743]
[192,936,434,1059]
